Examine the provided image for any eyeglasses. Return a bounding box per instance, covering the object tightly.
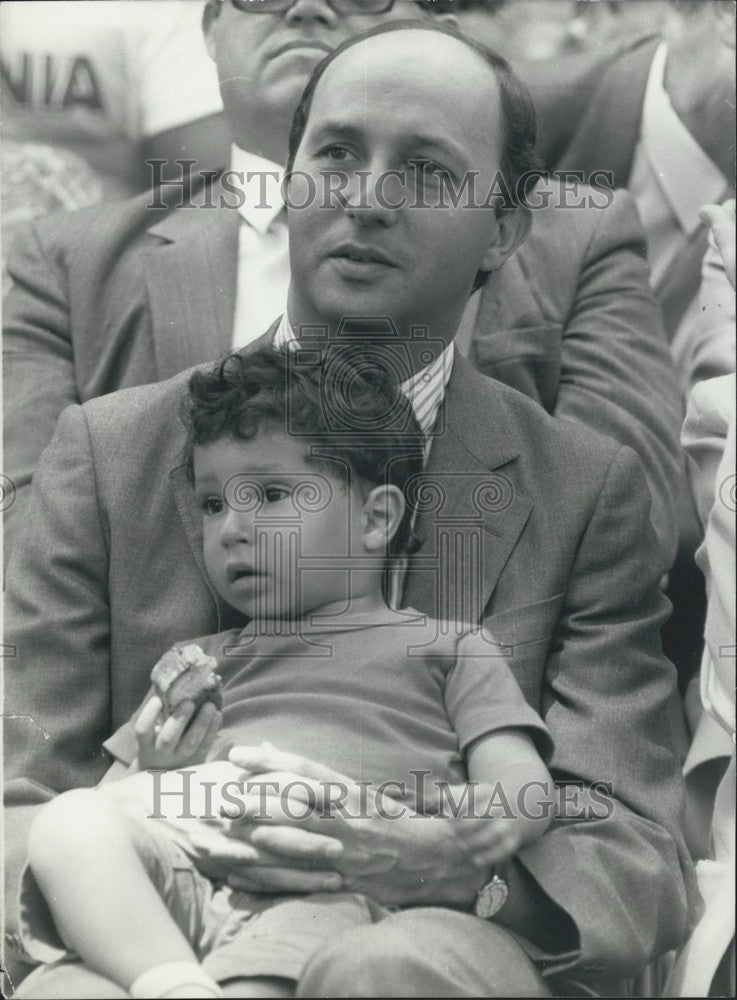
[227,0,399,13]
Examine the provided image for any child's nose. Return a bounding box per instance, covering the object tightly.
[219,505,254,546]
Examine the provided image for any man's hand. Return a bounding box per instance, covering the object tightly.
[133,694,222,770]
[217,744,496,908]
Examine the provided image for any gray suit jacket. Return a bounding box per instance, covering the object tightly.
[5,349,696,980]
[3,180,683,564]
[556,36,735,343]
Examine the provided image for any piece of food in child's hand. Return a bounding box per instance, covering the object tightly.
[151,644,222,716]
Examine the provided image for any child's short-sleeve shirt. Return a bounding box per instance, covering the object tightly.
[105,608,552,792]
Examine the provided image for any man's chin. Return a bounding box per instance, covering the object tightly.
[309,286,404,327]
[260,57,326,104]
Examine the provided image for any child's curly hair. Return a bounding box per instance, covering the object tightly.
[182,346,425,556]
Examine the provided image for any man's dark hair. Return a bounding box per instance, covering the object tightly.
[285,19,539,291]
[183,346,425,556]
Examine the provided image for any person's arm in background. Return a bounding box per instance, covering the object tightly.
[3,219,78,562]
[554,188,683,567]
[680,372,735,858]
[679,202,736,858]
[477,186,684,567]
[683,202,737,400]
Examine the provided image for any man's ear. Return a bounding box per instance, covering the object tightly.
[480,206,532,272]
[361,485,405,553]
[202,0,222,62]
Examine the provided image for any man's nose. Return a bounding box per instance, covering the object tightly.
[284,0,340,28]
[344,167,401,228]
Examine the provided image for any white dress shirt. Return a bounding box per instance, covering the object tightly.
[629,43,728,291]
[230,144,290,349]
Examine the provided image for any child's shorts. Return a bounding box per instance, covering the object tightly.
[19,806,390,984]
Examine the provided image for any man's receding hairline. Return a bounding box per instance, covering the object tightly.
[313,26,503,111]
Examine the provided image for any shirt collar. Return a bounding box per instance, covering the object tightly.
[272,313,454,440]
[230,144,285,234]
[641,43,727,236]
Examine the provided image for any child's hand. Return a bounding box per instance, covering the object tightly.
[134,694,222,770]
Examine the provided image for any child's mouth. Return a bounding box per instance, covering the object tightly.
[225,564,265,585]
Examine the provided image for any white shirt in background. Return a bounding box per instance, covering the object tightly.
[0,0,223,198]
[629,42,727,291]
[230,145,290,349]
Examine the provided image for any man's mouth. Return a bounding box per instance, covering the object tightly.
[270,39,333,59]
[329,243,397,268]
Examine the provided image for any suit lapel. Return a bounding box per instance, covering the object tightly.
[144,200,240,380]
[404,356,533,623]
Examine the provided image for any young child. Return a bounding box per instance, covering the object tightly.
[22,347,554,999]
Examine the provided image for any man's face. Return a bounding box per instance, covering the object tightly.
[205,0,425,125]
[195,428,363,621]
[287,30,508,339]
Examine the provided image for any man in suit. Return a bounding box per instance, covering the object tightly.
[557,0,736,381]
[557,0,736,693]
[6,22,695,999]
[2,0,684,569]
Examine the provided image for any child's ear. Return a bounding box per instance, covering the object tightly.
[361,485,405,552]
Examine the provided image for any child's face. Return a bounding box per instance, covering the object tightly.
[193,427,365,621]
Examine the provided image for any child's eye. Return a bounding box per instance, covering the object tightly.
[264,487,290,504]
[202,497,223,515]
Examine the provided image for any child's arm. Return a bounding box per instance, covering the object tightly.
[131,694,222,772]
[464,727,553,865]
[98,695,222,786]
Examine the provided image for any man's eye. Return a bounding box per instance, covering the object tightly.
[318,145,351,162]
[202,497,223,515]
[264,487,289,503]
[412,159,451,180]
